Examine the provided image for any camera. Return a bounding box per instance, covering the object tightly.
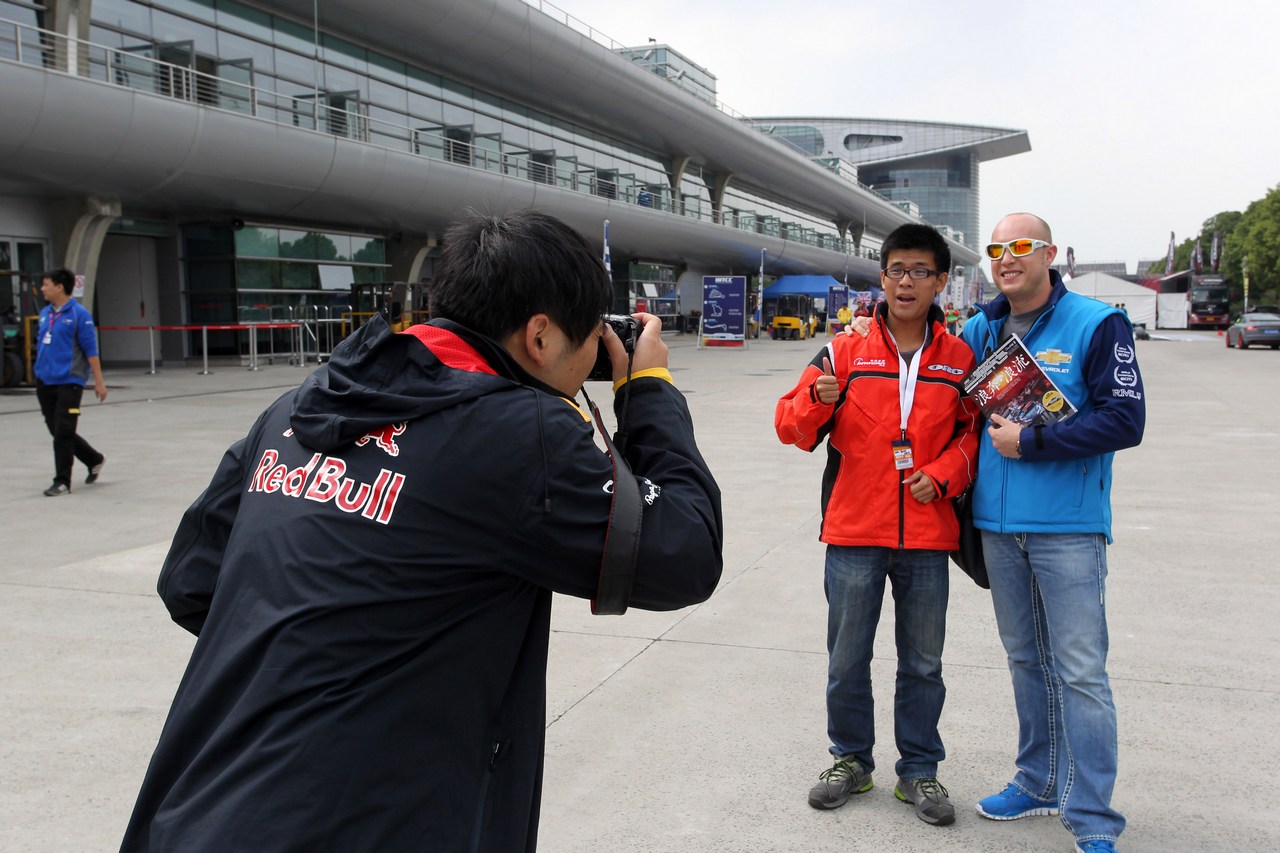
[587,314,640,381]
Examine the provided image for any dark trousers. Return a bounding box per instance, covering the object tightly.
[36,382,103,488]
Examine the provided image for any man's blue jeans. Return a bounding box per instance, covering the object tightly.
[981,531,1126,843]
[824,545,948,779]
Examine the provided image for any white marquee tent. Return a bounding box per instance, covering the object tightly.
[1064,271,1158,328]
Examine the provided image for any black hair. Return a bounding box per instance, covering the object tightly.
[880,224,951,275]
[43,268,76,295]
[428,210,611,346]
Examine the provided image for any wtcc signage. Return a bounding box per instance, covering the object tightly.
[700,275,747,348]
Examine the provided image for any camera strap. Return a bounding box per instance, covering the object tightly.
[582,393,642,615]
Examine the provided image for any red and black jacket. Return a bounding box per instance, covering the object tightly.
[776,304,979,551]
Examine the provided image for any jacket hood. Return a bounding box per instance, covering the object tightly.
[290,315,547,453]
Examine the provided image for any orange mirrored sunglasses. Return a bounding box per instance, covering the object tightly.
[985,239,1050,260]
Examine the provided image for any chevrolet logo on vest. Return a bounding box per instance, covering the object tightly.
[1035,348,1073,366]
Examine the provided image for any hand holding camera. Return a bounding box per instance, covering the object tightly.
[590,313,667,382]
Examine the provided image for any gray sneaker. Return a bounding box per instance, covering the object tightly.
[808,756,873,810]
[895,776,955,826]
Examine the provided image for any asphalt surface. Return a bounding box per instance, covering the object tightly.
[2,328,1276,852]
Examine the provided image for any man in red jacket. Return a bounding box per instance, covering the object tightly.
[776,223,979,826]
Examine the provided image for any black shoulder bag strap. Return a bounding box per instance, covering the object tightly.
[582,393,643,615]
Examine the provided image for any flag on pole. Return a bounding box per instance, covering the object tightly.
[1066,246,1077,279]
[1211,231,1221,271]
[1192,238,1203,273]
[602,219,611,277]
[1164,231,1175,275]
[758,248,767,325]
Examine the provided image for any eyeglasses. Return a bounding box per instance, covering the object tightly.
[882,267,938,280]
[985,239,1050,260]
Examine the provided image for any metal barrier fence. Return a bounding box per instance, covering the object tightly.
[96,323,301,375]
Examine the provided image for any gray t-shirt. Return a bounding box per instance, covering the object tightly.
[999,302,1050,345]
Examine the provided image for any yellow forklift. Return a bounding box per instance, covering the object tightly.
[767,293,814,340]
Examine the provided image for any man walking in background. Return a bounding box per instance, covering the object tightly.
[34,268,106,496]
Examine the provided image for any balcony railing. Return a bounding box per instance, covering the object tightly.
[0,16,884,258]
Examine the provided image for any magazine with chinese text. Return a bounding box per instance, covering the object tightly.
[963,335,1076,425]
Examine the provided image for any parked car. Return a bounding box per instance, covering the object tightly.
[1226,312,1280,349]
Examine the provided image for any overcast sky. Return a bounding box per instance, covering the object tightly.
[544,0,1278,274]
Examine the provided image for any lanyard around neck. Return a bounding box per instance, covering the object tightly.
[888,330,922,433]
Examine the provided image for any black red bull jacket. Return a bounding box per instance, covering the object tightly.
[121,315,723,853]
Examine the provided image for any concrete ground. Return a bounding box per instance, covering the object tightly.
[1,328,1276,852]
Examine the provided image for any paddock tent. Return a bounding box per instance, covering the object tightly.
[1065,272,1156,328]
[763,275,842,298]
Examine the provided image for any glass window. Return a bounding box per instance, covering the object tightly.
[441,76,473,108]
[186,258,235,290]
[217,29,274,71]
[367,105,408,148]
[273,46,314,85]
[92,0,152,36]
[235,225,279,257]
[407,90,443,124]
[215,0,273,42]
[162,0,216,18]
[282,263,318,290]
[278,229,317,259]
[184,224,235,257]
[322,63,364,98]
[318,232,351,261]
[406,66,441,98]
[152,9,217,55]
[367,77,406,112]
[367,52,406,85]
[89,24,126,48]
[351,237,385,264]
[235,259,282,289]
[321,32,366,74]
[271,15,316,56]
[317,264,352,290]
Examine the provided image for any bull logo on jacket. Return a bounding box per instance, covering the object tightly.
[356,423,407,456]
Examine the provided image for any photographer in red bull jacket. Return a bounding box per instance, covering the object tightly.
[120,211,723,852]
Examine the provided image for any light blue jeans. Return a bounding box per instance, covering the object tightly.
[824,545,949,779]
[981,531,1126,844]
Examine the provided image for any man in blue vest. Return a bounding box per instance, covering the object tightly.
[35,268,107,496]
[962,213,1144,853]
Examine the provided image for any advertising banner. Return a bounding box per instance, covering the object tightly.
[826,284,849,333]
[700,276,746,348]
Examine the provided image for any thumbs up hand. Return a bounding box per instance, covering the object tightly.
[815,356,840,405]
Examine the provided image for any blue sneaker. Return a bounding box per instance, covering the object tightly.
[974,783,1059,820]
[1076,842,1118,853]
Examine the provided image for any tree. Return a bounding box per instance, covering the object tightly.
[1222,184,1280,309]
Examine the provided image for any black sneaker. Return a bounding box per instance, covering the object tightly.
[895,776,956,826]
[86,458,105,484]
[808,756,873,810]
[44,482,70,497]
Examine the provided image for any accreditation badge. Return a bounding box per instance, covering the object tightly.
[892,439,914,471]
